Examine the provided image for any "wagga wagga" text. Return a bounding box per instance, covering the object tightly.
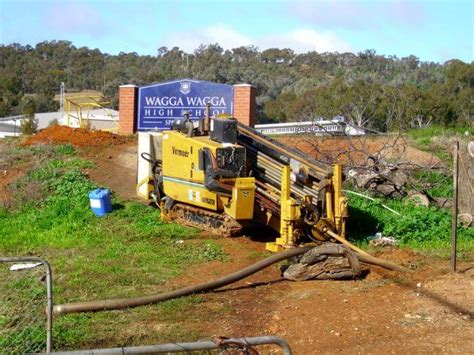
[145,96,226,107]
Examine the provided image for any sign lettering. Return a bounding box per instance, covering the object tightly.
[138,79,234,131]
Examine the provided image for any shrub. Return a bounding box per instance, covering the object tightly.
[21,117,38,135]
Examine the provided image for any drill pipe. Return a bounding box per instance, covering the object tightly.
[248,155,320,201]
[237,123,330,177]
[245,146,322,201]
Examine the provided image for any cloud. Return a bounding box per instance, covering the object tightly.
[260,28,352,53]
[165,24,253,52]
[161,24,352,53]
[43,2,105,36]
[290,0,427,30]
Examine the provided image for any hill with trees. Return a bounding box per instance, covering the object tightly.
[0,41,472,131]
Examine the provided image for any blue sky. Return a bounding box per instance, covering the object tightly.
[0,0,472,63]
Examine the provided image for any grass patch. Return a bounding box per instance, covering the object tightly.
[350,125,473,255]
[407,170,452,198]
[52,296,204,349]
[0,272,48,352]
[0,143,225,351]
[347,194,474,254]
[407,125,472,161]
[407,125,472,141]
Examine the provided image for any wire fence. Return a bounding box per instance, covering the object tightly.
[0,257,52,353]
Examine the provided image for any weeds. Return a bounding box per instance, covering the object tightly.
[347,126,473,253]
[348,194,474,253]
[407,125,472,141]
[407,170,452,198]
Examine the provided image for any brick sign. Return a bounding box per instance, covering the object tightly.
[137,79,234,131]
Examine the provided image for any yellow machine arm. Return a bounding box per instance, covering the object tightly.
[236,123,348,251]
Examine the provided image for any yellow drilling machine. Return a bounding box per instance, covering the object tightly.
[52,114,407,316]
[53,114,405,316]
[138,112,348,251]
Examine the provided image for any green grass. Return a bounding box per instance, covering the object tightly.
[347,194,474,255]
[407,125,472,141]
[52,296,205,349]
[0,143,226,351]
[407,124,472,161]
[358,125,474,256]
[0,274,48,352]
[407,170,452,198]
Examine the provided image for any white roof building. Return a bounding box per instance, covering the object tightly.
[0,109,119,138]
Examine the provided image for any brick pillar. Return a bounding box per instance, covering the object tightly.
[119,84,138,134]
[233,84,256,128]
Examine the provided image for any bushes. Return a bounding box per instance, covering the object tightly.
[20,117,38,135]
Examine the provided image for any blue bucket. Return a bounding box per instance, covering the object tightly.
[89,188,112,217]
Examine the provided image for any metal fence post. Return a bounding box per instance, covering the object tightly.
[451,142,459,272]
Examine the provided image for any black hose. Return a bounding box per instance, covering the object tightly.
[53,244,409,315]
[53,246,312,315]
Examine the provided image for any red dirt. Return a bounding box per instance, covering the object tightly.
[0,168,22,203]
[168,237,474,354]
[24,125,126,147]
[4,133,471,353]
[84,140,140,201]
[277,135,441,167]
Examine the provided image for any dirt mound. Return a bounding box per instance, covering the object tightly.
[277,135,440,167]
[25,125,125,147]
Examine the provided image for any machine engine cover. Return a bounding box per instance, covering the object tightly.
[210,118,237,144]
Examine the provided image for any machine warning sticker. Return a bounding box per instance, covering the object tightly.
[188,189,200,202]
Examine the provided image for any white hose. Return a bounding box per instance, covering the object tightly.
[343,189,402,216]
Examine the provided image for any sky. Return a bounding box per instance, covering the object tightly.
[0,0,472,63]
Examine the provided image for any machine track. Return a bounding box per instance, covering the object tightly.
[164,203,243,237]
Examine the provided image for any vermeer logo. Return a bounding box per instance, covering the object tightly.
[172,146,189,157]
[180,81,191,95]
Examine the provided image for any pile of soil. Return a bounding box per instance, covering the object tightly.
[277,135,440,167]
[25,125,125,147]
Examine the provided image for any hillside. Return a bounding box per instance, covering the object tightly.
[1,41,472,130]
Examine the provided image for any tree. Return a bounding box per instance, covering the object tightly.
[20,97,38,135]
[0,40,471,129]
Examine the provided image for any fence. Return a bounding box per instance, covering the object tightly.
[0,257,291,354]
[0,257,53,353]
